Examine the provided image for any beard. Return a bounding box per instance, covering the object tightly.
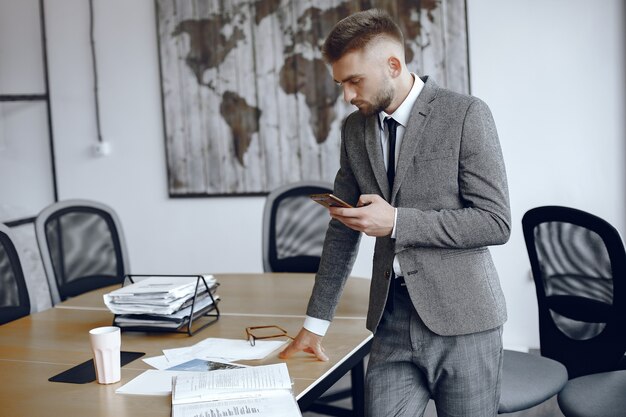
[351,79,394,117]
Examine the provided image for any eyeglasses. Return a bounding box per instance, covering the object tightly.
[245,325,294,346]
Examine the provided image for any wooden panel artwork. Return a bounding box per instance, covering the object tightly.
[155,0,469,196]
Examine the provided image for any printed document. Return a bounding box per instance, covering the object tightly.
[171,363,302,417]
[163,337,286,362]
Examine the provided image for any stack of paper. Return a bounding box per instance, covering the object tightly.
[104,275,219,329]
[171,363,302,417]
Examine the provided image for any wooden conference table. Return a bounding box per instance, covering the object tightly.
[0,273,372,417]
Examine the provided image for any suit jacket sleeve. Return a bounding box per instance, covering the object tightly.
[305,117,362,322]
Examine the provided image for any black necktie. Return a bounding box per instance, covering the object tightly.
[384,117,399,313]
[385,117,399,190]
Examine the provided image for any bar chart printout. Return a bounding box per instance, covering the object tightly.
[172,394,301,417]
[178,398,265,416]
[205,404,260,416]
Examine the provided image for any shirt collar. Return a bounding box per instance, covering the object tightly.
[378,73,424,129]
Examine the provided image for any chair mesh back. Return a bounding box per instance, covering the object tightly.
[44,208,123,299]
[266,182,333,273]
[0,240,20,309]
[534,221,613,340]
[274,194,328,260]
[0,227,30,324]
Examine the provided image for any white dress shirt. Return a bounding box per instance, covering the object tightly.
[304,74,425,337]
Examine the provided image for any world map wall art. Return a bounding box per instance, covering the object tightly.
[156,0,469,196]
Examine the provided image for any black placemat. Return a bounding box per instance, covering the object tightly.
[49,351,145,384]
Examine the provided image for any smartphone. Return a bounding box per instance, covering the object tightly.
[309,193,353,208]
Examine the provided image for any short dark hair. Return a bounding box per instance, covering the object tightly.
[321,9,404,64]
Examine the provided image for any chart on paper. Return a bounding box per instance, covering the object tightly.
[172,396,301,417]
[190,402,260,416]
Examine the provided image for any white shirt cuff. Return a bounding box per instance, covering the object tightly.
[303,315,330,336]
[391,207,398,239]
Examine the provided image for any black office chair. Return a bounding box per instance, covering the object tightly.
[262,180,333,274]
[0,223,31,325]
[522,206,626,379]
[558,369,626,417]
[263,181,365,416]
[35,199,130,305]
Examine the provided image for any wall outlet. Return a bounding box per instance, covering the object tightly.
[94,141,112,157]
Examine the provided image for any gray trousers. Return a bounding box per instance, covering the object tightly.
[365,283,503,417]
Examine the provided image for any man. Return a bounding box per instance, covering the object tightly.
[279,9,510,417]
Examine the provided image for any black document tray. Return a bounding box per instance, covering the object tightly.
[112,274,220,336]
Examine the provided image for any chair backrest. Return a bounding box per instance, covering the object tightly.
[35,199,130,305]
[522,205,626,378]
[262,181,333,273]
[0,223,31,325]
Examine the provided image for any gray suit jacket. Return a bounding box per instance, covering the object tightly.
[306,77,511,336]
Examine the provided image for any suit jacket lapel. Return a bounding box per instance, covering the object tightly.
[364,115,390,199]
[391,77,438,201]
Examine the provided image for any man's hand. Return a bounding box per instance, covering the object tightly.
[329,194,395,237]
[279,328,329,361]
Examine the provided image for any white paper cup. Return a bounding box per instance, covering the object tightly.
[89,326,121,384]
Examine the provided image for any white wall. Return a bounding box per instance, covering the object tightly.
[2,0,625,349]
[468,0,626,348]
[42,0,376,279]
[0,0,54,218]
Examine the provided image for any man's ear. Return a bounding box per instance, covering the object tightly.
[387,56,402,78]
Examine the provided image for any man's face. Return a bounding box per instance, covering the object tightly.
[332,49,394,117]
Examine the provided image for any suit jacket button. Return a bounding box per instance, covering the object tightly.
[384,271,391,280]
